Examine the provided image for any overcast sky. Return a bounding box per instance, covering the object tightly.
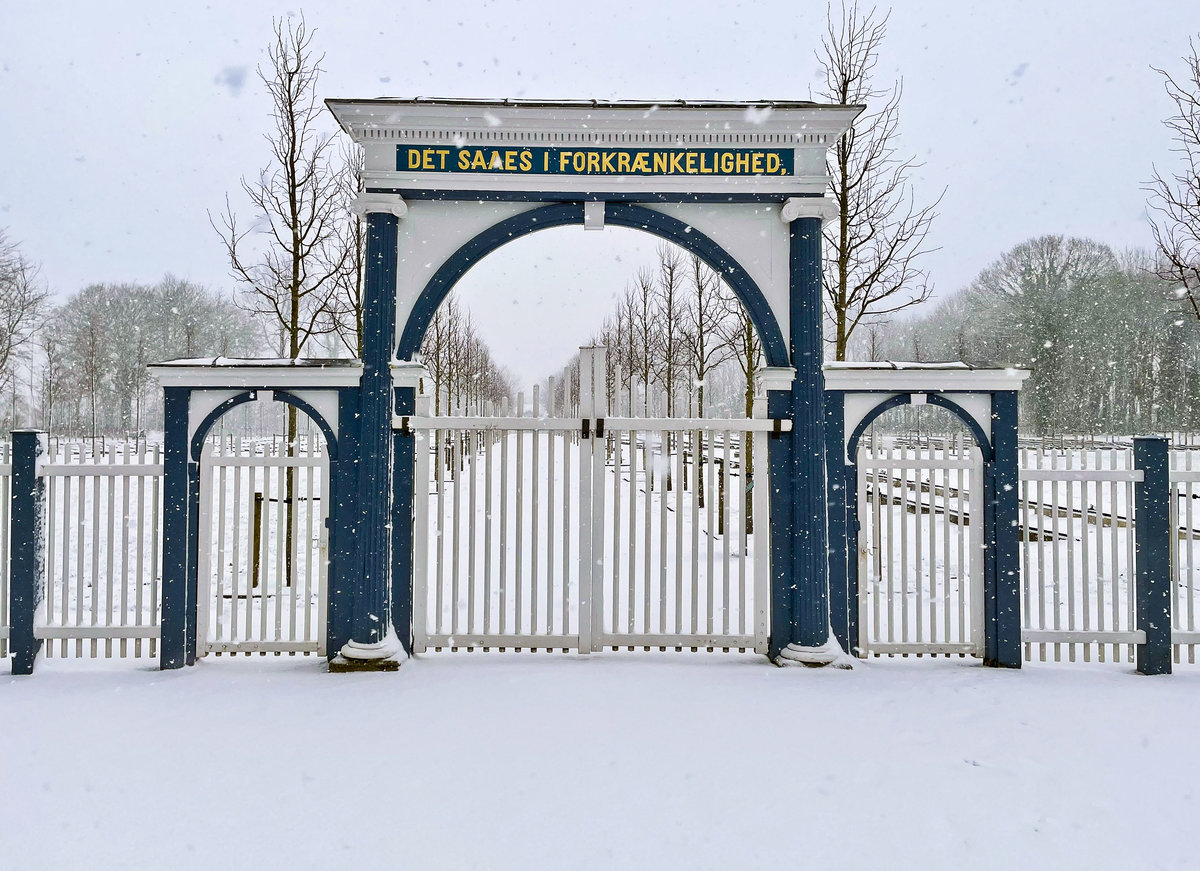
[1,0,1196,384]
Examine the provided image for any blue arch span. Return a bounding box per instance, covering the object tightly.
[189,389,339,462]
[845,393,993,463]
[395,202,790,367]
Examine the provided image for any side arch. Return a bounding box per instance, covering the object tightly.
[189,389,339,462]
[395,202,790,367]
[845,393,993,463]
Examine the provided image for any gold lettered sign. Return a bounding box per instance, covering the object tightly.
[397,145,793,176]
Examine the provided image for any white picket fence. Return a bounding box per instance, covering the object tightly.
[856,439,1200,664]
[3,432,1199,667]
[39,442,163,658]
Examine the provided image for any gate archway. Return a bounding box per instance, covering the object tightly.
[327,97,861,667]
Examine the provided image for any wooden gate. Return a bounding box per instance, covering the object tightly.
[856,433,985,657]
[196,436,329,655]
[409,347,780,654]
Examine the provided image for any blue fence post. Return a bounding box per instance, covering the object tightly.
[9,430,46,675]
[824,390,850,652]
[326,385,362,657]
[766,382,795,661]
[983,390,1022,668]
[160,386,191,669]
[390,369,420,657]
[1133,436,1172,676]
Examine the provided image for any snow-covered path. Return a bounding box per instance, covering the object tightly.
[3,655,1197,870]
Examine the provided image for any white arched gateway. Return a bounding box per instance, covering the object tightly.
[135,98,1029,676]
[326,98,857,669]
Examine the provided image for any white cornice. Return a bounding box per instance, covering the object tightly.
[148,358,363,389]
[823,365,1031,393]
[326,99,860,145]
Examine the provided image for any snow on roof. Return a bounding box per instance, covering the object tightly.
[326,96,853,111]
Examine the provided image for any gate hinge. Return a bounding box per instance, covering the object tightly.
[771,418,784,439]
[582,418,591,439]
[399,416,411,436]
[595,418,605,438]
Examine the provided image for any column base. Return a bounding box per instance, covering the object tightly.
[774,637,854,669]
[329,630,404,673]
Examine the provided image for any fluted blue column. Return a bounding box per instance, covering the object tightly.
[788,214,831,650]
[336,208,401,669]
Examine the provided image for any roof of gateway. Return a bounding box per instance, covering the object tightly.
[325,96,859,111]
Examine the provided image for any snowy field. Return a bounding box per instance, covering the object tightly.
[4,654,1198,871]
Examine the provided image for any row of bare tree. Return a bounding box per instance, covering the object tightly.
[419,293,516,414]
[586,245,763,421]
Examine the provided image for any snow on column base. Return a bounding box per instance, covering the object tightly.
[329,628,405,673]
[774,636,854,669]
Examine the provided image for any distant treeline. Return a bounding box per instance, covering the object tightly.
[851,236,1200,436]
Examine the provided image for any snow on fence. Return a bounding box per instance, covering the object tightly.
[39,442,163,658]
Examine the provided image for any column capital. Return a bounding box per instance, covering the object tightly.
[351,192,408,219]
[390,360,430,392]
[756,366,796,393]
[780,196,838,225]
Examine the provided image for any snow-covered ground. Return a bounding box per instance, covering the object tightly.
[3,653,1197,870]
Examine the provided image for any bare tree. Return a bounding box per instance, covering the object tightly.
[327,141,367,355]
[1148,36,1200,321]
[818,2,942,360]
[0,230,49,421]
[212,16,346,363]
[714,292,764,531]
[651,245,688,417]
[683,254,734,417]
[212,16,348,585]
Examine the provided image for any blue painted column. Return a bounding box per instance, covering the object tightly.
[9,430,46,675]
[1133,436,1172,675]
[342,209,400,660]
[390,380,417,655]
[787,213,832,651]
[983,390,1022,668]
[326,386,362,656]
[160,386,191,669]
[824,390,851,652]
